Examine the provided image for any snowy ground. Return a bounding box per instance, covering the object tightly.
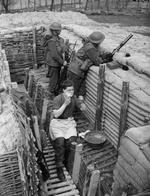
[0,11,150,76]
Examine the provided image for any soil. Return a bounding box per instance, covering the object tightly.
[87,13,150,36]
[88,14,150,27]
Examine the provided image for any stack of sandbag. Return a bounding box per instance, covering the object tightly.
[84,64,150,148]
[111,125,150,196]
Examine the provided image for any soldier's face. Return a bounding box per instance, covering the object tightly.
[93,43,99,48]
[53,30,61,36]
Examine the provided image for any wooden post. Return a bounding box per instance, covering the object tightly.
[28,74,34,96]
[94,65,105,131]
[33,83,39,104]
[32,27,37,69]
[117,81,129,149]
[41,98,49,127]
[32,115,42,151]
[24,68,30,90]
[83,164,100,196]
[87,169,100,196]
[72,143,83,184]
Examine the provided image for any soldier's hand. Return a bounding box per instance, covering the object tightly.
[102,53,113,63]
[105,53,113,62]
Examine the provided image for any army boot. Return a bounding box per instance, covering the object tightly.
[57,167,66,182]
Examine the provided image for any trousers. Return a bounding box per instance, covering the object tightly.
[48,66,61,94]
[53,136,77,168]
[67,71,86,97]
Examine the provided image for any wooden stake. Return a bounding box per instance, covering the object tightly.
[32,115,42,151]
[72,143,83,185]
[28,74,34,97]
[33,83,39,104]
[32,27,37,69]
[94,65,105,131]
[87,169,100,196]
[82,164,94,196]
[41,98,49,127]
[117,81,129,149]
[24,67,30,90]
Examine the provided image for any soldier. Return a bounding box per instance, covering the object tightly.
[45,22,68,98]
[67,31,113,100]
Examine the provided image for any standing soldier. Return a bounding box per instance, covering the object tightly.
[45,22,68,98]
[67,31,113,100]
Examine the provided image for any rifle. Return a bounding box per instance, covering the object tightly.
[59,41,77,86]
[112,34,133,56]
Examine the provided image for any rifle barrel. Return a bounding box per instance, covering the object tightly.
[112,34,133,55]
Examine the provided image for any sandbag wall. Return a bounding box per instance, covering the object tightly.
[112,125,150,196]
[0,27,45,83]
[85,66,150,148]
[0,49,41,196]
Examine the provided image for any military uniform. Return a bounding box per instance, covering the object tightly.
[68,42,105,96]
[68,31,113,97]
[46,35,66,95]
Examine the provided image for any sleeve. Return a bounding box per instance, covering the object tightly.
[47,40,64,65]
[85,44,103,66]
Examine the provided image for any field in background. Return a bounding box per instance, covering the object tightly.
[0,0,150,13]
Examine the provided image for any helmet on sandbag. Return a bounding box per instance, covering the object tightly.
[88,31,105,44]
[50,22,62,31]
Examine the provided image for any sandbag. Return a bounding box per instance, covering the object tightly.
[141,143,150,162]
[118,155,148,188]
[120,137,150,172]
[113,168,126,188]
[119,146,148,182]
[119,145,136,166]
[125,125,150,145]
[116,162,143,191]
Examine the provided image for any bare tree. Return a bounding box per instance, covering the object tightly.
[105,0,110,11]
[50,0,54,11]
[60,0,63,11]
[1,0,12,12]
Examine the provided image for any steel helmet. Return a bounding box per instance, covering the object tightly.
[88,31,105,44]
[50,22,62,31]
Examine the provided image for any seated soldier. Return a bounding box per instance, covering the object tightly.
[67,31,113,100]
[49,79,86,181]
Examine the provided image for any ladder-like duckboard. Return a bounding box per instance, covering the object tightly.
[43,138,80,196]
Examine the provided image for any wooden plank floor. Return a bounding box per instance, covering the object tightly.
[43,138,80,196]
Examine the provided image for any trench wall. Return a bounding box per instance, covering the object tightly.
[0,28,44,83]
[0,48,41,196]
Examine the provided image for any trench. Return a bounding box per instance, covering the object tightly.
[0,26,150,196]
